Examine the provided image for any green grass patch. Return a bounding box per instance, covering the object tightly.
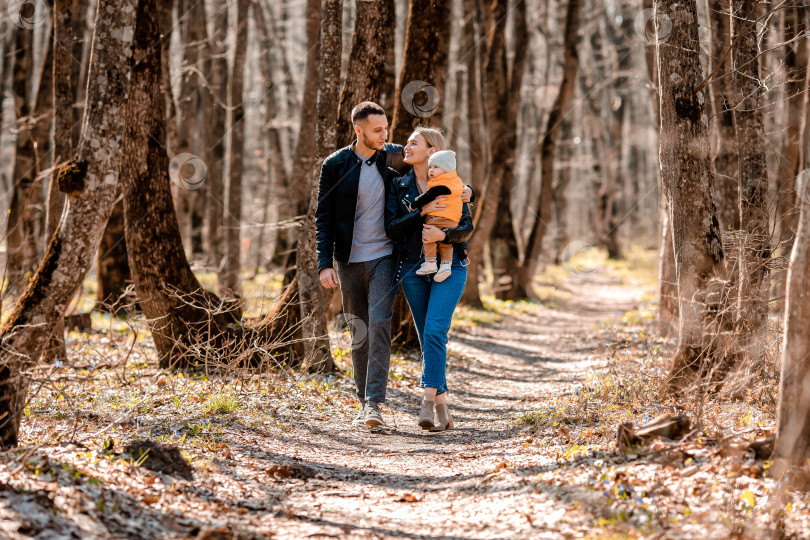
[205,393,239,414]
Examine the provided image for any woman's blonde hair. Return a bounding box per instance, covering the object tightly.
[412,126,448,151]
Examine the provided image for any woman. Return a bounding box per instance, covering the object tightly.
[384,126,474,431]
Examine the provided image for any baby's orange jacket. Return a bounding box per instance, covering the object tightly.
[426,170,464,222]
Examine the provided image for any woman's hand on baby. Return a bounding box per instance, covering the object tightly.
[422,225,446,243]
[420,196,448,216]
[461,186,472,203]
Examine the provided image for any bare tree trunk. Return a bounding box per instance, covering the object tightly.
[657,209,679,335]
[6,22,35,293]
[643,0,678,335]
[121,0,297,371]
[657,0,727,391]
[0,0,137,447]
[120,0,243,370]
[203,0,227,270]
[335,0,394,148]
[709,0,740,233]
[489,0,528,301]
[252,0,286,274]
[773,6,808,309]
[461,0,507,306]
[48,0,88,360]
[296,0,342,372]
[31,19,54,262]
[731,0,770,359]
[283,0,320,279]
[220,0,249,299]
[390,0,452,143]
[291,0,321,208]
[173,0,208,255]
[158,0,178,154]
[774,170,810,469]
[518,0,582,297]
[459,0,487,307]
[379,3,397,113]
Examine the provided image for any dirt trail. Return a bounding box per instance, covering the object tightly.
[255,270,647,539]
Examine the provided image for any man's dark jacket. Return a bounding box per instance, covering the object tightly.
[315,143,408,272]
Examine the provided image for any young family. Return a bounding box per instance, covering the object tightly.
[316,101,474,431]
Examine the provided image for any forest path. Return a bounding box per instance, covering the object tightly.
[258,269,647,539]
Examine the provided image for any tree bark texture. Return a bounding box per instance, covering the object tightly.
[709,0,740,233]
[336,0,394,148]
[656,0,728,391]
[459,0,488,307]
[390,0,451,144]
[204,0,228,270]
[221,0,250,299]
[6,22,37,293]
[774,173,810,469]
[460,0,507,306]
[173,0,209,256]
[731,0,770,358]
[295,0,342,372]
[0,0,138,447]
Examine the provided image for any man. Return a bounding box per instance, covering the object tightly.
[316,101,472,427]
[316,102,403,427]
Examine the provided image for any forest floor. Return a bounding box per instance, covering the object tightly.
[0,249,805,539]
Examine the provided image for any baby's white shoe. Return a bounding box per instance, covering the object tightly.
[416,260,438,275]
[434,261,452,282]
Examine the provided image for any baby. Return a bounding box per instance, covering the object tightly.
[413,150,464,282]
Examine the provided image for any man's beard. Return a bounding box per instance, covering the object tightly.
[362,132,381,150]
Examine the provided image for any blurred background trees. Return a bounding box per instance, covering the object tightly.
[0,0,809,460]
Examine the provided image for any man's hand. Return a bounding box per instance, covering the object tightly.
[462,186,473,203]
[319,268,338,288]
[420,196,449,216]
[422,224,447,243]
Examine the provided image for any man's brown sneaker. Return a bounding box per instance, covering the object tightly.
[352,403,366,425]
[365,402,384,426]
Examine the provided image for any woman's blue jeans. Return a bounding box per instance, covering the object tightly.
[400,255,468,395]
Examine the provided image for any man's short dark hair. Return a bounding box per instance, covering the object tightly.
[351,101,386,125]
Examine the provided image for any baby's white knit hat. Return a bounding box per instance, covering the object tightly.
[428,150,456,173]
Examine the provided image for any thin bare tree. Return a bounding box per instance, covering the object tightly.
[335,0,394,148]
[295,0,343,372]
[656,0,728,391]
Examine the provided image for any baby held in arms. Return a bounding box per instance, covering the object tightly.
[413,150,464,283]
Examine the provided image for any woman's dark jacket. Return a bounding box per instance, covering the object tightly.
[384,168,474,261]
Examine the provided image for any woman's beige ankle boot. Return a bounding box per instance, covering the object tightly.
[418,400,435,429]
[430,403,454,431]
